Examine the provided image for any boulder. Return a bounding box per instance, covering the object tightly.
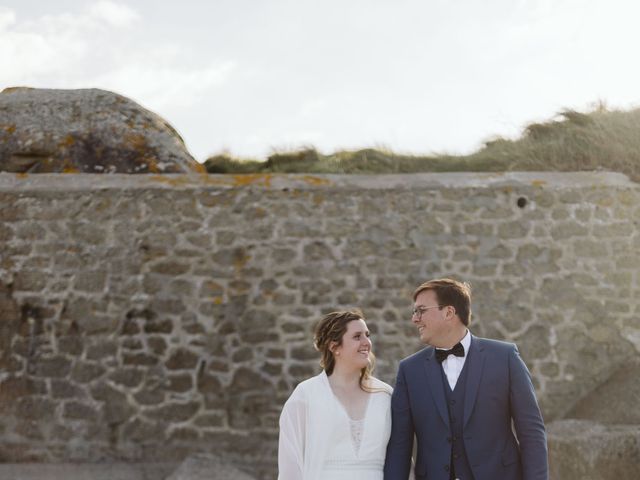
[0,87,202,173]
[167,454,256,480]
[547,420,640,480]
[566,357,640,424]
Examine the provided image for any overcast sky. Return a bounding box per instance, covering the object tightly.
[2,0,640,161]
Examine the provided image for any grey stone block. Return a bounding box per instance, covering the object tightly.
[566,357,640,424]
[548,420,640,480]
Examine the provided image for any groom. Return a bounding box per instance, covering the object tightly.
[384,278,548,480]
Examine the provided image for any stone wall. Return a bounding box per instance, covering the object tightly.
[0,172,638,479]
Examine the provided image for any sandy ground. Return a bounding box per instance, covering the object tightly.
[0,462,178,480]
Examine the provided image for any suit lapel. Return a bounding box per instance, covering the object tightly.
[463,334,485,428]
[423,348,450,428]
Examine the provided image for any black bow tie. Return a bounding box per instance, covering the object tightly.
[435,342,465,363]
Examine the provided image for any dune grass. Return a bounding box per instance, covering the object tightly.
[203,105,640,181]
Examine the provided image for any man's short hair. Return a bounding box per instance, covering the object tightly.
[413,278,472,326]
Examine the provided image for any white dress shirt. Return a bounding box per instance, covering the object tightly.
[437,329,471,390]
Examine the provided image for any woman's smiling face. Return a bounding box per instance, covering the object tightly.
[333,318,372,370]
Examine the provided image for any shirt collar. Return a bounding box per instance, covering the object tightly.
[460,329,471,353]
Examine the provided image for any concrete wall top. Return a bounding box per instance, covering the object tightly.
[0,171,635,192]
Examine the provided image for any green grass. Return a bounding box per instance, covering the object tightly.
[203,105,640,181]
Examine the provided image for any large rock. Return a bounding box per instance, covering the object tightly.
[548,420,640,480]
[566,357,640,424]
[167,454,256,480]
[0,87,202,173]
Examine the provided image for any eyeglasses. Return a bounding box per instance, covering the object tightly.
[411,305,445,319]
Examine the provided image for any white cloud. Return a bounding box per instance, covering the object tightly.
[0,7,108,85]
[0,7,16,30]
[0,3,235,116]
[89,60,237,110]
[299,98,328,118]
[88,1,139,28]
[0,13,87,81]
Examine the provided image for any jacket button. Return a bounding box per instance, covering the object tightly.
[449,399,456,405]
[444,465,450,472]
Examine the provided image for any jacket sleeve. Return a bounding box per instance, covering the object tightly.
[509,344,549,480]
[278,389,307,480]
[384,362,414,480]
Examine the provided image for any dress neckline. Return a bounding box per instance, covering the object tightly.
[326,380,373,459]
[326,377,374,422]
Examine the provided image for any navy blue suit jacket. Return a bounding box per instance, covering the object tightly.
[384,335,548,480]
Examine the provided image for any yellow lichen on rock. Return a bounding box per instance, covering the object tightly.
[231,174,273,187]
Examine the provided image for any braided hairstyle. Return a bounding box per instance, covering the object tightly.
[313,309,376,392]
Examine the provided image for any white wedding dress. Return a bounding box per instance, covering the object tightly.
[278,371,392,480]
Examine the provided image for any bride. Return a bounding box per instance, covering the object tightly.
[278,310,392,480]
